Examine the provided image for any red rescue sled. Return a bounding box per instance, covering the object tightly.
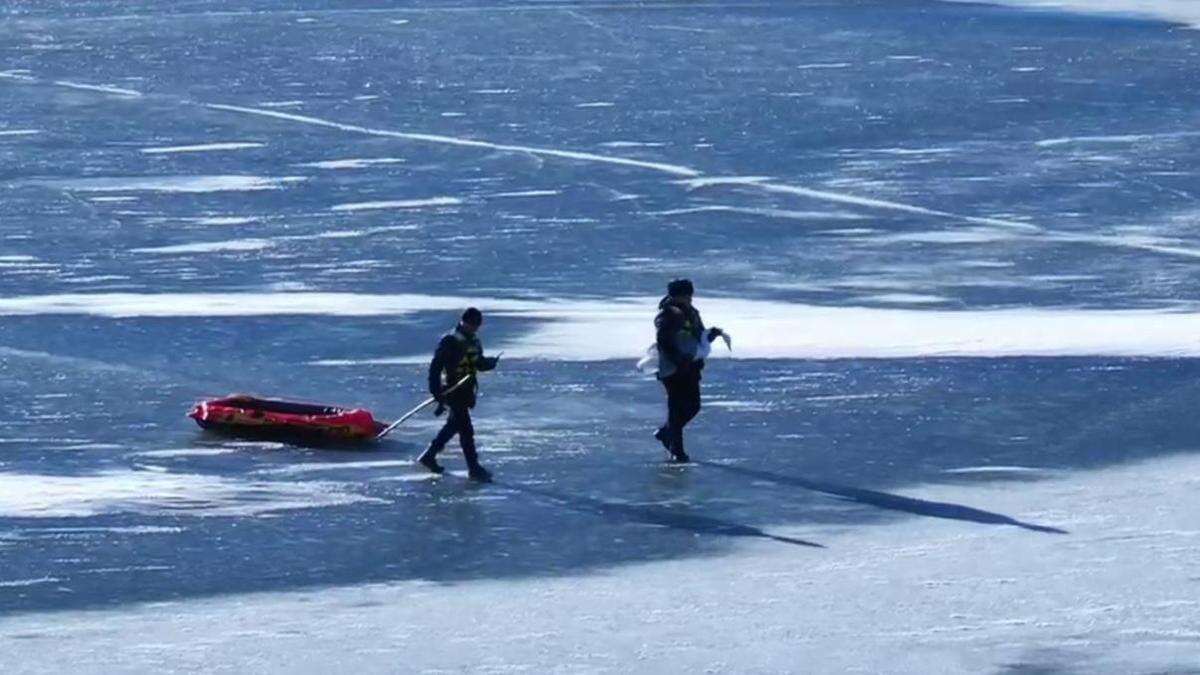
[187,395,387,443]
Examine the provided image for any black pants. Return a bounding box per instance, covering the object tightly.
[427,404,480,468]
[659,371,701,454]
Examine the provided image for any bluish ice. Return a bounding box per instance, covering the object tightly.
[1,1,1199,672]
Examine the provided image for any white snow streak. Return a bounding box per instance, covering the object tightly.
[946,0,1200,29]
[129,239,275,254]
[4,293,1200,360]
[204,103,703,177]
[0,470,382,518]
[52,81,143,97]
[40,175,306,193]
[296,157,405,169]
[140,142,264,154]
[329,197,462,212]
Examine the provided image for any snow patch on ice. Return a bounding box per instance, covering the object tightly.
[19,526,183,535]
[52,80,142,97]
[796,62,852,69]
[258,461,418,475]
[947,0,1200,29]
[0,292,547,318]
[0,470,382,518]
[488,190,561,198]
[866,229,1022,244]
[130,448,243,459]
[600,141,666,148]
[705,400,773,411]
[189,216,258,226]
[129,239,274,254]
[499,297,1200,360]
[140,142,264,154]
[10,293,1200,360]
[1036,131,1200,147]
[330,197,462,212]
[40,175,306,193]
[296,157,405,169]
[857,293,951,305]
[0,71,37,82]
[942,466,1049,475]
[0,577,60,588]
[649,205,866,221]
[856,147,959,156]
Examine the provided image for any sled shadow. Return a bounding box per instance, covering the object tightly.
[194,426,389,452]
[504,482,823,548]
[697,461,1067,535]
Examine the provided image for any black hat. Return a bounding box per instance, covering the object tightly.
[667,278,694,297]
[461,307,483,325]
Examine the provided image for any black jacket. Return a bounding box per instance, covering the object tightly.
[428,325,497,407]
[655,296,707,379]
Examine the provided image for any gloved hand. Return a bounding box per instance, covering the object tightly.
[707,326,724,343]
[433,402,446,417]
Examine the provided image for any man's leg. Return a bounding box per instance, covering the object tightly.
[662,374,691,461]
[655,380,672,450]
[679,374,702,428]
[453,406,491,481]
[417,414,460,473]
[452,405,477,466]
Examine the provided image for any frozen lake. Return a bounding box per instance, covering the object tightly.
[2,1,1199,672]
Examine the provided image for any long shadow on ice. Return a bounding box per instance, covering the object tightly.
[503,482,823,548]
[696,461,1067,534]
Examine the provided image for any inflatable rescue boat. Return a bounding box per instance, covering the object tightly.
[187,395,386,442]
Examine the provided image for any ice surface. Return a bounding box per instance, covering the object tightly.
[1,455,1196,673]
[3,1,1200,671]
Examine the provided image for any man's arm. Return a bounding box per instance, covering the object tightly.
[476,345,499,372]
[428,336,455,398]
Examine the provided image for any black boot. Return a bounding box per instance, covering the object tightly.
[467,462,493,483]
[668,433,690,463]
[654,426,670,451]
[416,445,445,474]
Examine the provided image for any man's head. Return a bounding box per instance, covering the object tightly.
[460,307,483,334]
[667,278,694,305]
